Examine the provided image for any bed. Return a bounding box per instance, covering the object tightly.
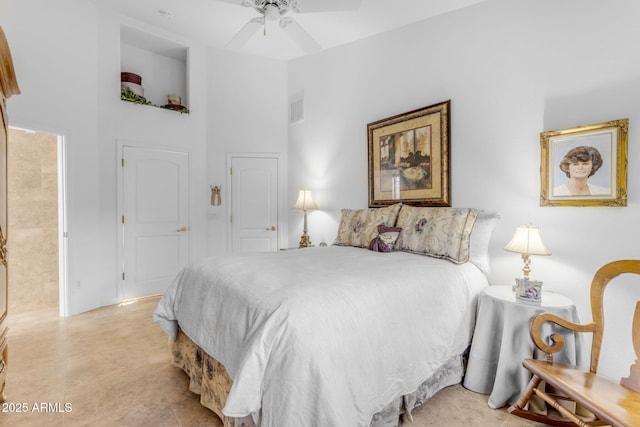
[154,205,498,427]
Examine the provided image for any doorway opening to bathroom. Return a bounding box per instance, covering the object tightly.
[7,127,67,317]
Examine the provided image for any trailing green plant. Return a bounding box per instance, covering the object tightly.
[121,87,152,105]
[121,87,190,114]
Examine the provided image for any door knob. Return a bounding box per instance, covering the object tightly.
[266,226,277,231]
[176,226,188,232]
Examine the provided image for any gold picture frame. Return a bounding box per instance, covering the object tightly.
[540,118,628,207]
[368,100,450,207]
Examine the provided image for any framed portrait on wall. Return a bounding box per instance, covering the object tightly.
[368,100,450,207]
[540,118,628,207]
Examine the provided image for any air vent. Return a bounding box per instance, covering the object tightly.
[290,93,304,124]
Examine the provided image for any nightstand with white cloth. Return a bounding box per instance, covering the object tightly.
[463,286,586,409]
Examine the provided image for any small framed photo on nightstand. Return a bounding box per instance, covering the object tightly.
[515,277,542,305]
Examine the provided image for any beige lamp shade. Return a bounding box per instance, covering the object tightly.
[504,225,551,256]
[294,189,318,211]
[504,225,550,278]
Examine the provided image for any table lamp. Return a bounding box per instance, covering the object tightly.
[294,189,318,248]
[504,225,551,302]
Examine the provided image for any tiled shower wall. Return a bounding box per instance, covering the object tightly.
[7,128,58,314]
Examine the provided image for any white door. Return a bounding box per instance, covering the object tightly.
[122,146,189,299]
[230,155,279,253]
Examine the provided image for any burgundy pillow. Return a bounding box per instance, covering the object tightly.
[368,224,402,252]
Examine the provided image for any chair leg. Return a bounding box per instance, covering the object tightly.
[509,374,542,412]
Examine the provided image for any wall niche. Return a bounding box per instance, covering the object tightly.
[120,25,189,113]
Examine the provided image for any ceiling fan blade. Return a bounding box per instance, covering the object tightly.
[281,18,321,53]
[295,0,363,13]
[226,17,263,49]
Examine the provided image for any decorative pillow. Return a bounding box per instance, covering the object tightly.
[469,212,500,275]
[334,203,402,248]
[394,206,480,263]
[368,224,402,252]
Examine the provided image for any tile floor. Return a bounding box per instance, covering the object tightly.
[2,297,545,426]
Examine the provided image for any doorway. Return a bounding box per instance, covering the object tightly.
[228,154,280,253]
[119,145,190,300]
[7,127,67,316]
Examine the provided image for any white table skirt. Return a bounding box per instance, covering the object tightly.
[463,286,586,409]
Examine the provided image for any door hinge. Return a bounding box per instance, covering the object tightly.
[121,158,125,167]
[122,272,125,280]
[230,215,233,223]
[122,215,125,224]
[229,167,233,175]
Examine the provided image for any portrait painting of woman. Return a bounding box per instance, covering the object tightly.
[553,145,610,196]
[540,118,627,207]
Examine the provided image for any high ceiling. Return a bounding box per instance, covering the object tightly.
[88,0,486,60]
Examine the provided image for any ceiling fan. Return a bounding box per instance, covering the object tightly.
[216,0,364,53]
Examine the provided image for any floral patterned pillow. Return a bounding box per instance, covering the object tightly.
[368,224,403,252]
[334,203,402,248]
[395,206,480,263]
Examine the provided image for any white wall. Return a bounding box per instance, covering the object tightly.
[0,0,288,314]
[205,48,288,256]
[95,11,209,307]
[288,0,640,380]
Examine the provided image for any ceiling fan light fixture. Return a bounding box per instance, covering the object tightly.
[222,0,329,54]
[264,4,280,21]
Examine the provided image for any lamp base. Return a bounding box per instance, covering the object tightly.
[298,233,312,248]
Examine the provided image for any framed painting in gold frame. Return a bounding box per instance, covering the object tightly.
[540,118,628,207]
[368,100,450,207]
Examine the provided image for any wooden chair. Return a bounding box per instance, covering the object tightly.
[508,260,640,427]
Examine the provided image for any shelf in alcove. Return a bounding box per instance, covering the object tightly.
[120,91,190,114]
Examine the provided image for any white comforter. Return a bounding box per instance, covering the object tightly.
[154,246,487,427]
